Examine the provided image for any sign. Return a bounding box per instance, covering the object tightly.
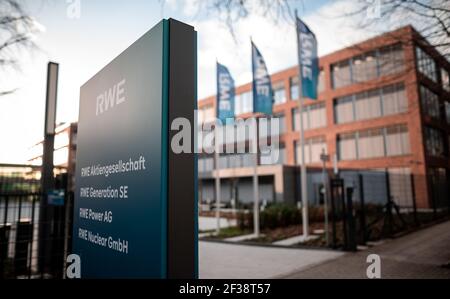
[47,189,65,206]
[251,41,273,115]
[296,17,319,100]
[216,62,235,122]
[73,19,197,279]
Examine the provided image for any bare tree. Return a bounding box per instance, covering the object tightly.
[341,0,450,58]
[161,0,296,40]
[0,0,41,96]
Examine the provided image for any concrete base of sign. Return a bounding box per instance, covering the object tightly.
[272,234,319,246]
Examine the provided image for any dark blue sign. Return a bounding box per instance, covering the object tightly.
[296,17,319,100]
[48,189,65,206]
[216,62,235,122]
[251,42,273,115]
[73,20,170,278]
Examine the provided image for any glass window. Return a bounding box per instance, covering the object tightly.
[332,60,351,89]
[445,102,450,124]
[318,69,325,93]
[309,102,327,129]
[416,47,437,82]
[424,126,445,157]
[292,107,308,131]
[292,102,326,131]
[334,96,354,124]
[273,81,286,105]
[379,44,404,76]
[274,114,286,134]
[261,143,285,165]
[290,76,299,100]
[382,83,407,116]
[235,91,253,115]
[310,137,327,163]
[385,125,410,156]
[295,140,310,165]
[420,85,440,119]
[338,132,357,160]
[295,138,326,165]
[358,128,385,159]
[352,52,377,83]
[441,68,450,92]
[355,89,381,121]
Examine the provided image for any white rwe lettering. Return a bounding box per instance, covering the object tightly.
[96,79,126,116]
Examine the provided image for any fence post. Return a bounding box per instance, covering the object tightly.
[330,178,337,249]
[385,170,393,236]
[410,173,419,227]
[346,187,357,251]
[358,174,367,244]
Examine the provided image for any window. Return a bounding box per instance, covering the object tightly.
[334,83,408,124]
[261,143,285,165]
[260,116,284,138]
[338,124,410,160]
[424,127,445,157]
[274,114,286,134]
[198,106,214,124]
[198,156,214,172]
[352,52,377,83]
[358,128,385,159]
[273,82,286,105]
[295,137,326,165]
[441,68,450,92]
[445,102,450,124]
[385,125,410,156]
[318,69,325,93]
[382,83,407,116]
[293,102,326,131]
[338,132,357,160]
[290,76,299,100]
[355,89,381,121]
[379,44,404,76]
[331,60,351,89]
[235,91,253,115]
[420,85,440,119]
[309,103,327,129]
[310,137,327,163]
[334,96,354,124]
[416,47,437,82]
[331,44,404,89]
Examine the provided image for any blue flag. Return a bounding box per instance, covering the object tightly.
[216,62,235,122]
[296,17,319,100]
[251,42,273,115]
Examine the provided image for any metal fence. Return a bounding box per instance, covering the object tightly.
[0,164,73,279]
[330,171,450,251]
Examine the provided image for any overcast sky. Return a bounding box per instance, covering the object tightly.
[0,0,408,163]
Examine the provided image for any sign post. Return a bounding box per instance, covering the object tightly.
[73,19,197,279]
[320,149,330,246]
[38,62,59,275]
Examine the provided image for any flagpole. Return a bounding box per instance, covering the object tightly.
[295,10,309,239]
[250,37,260,238]
[215,60,221,235]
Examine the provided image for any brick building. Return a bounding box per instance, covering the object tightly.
[197,25,450,210]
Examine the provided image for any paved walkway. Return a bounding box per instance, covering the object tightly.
[199,241,343,279]
[282,220,450,279]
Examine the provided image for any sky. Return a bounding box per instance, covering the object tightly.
[0,0,409,163]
